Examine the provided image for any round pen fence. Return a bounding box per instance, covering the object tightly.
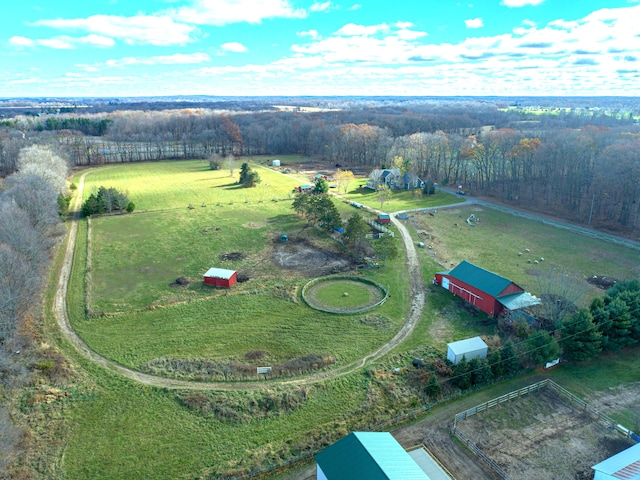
[301,275,389,314]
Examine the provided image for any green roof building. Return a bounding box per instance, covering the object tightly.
[315,432,430,480]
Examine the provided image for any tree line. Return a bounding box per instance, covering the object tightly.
[0,145,70,474]
[1,100,639,234]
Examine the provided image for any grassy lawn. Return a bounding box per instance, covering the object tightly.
[339,180,464,213]
[312,282,376,308]
[403,204,639,305]
[46,158,640,479]
[79,159,299,210]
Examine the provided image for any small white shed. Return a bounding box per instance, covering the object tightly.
[272,159,281,166]
[447,336,488,365]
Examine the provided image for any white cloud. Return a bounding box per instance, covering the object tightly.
[9,34,115,50]
[298,30,320,39]
[501,0,545,6]
[9,36,35,47]
[310,2,331,12]
[105,53,211,67]
[221,42,248,53]
[32,14,195,46]
[348,4,361,10]
[335,23,390,36]
[175,0,306,26]
[465,18,484,29]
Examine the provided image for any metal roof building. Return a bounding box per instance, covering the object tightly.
[203,267,237,288]
[592,442,640,480]
[434,260,540,317]
[447,336,489,365]
[315,432,429,480]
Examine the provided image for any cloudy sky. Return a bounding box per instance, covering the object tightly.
[2,0,640,97]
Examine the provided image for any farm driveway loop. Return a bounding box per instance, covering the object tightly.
[54,171,426,390]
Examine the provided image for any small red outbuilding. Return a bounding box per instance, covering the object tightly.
[203,267,237,288]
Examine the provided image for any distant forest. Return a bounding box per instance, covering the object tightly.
[1,97,639,236]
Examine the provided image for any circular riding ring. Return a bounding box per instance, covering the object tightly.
[301,275,389,314]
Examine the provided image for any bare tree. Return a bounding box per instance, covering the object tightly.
[0,201,50,265]
[16,145,69,193]
[534,266,588,327]
[226,154,235,177]
[3,175,60,238]
[0,244,38,343]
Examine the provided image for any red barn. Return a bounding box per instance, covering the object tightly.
[433,260,539,317]
[203,267,237,288]
[377,214,391,224]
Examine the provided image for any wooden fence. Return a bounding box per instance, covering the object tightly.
[365,218,395,237]
[452,378,638,480]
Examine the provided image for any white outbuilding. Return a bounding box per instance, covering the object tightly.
[447,336,488,365]
[592,442,640,480]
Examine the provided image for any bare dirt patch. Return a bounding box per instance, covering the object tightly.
[168,276,190,288]
[219,252,246,261]
[243,221,266,229]
[272,238,355,276]
[454,387,634,480]
[587,275,618,290]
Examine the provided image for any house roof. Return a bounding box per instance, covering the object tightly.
[314,432,429,480]
[378,214,390,220]
[204,268,236,279]
[592,442,640,479]
[447,336,488,356]
[447,260,519,297]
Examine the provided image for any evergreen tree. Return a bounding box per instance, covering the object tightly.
[560,309,602,361]
[488,349,504,377]
[500,340,520,375]
[314,196,341,230]
[313,177,329,194]
[604,297,634,351]
[472,358,493,385]
[525,330,561,367]
[424,375,441,398]
[238,162,250,184]
[618,290,640,341]
[292,193,311,218]
[345,213,369,253]
[453,356,471,390]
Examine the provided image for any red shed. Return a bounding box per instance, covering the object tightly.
[433,260,539,317]
[377,214,391,224]
[203,267,237,288]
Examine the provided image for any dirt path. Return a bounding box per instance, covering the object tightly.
[53,172,426,390]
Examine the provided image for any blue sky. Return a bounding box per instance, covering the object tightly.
[2,0,639,97]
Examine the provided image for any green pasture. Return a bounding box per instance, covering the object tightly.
[73,160,412,372]
[78,159,299,210]
[47,159,640,479]
[88,204,298,312]
[404,204,639,305]
[308,280,380,310]
[339,180,464,213]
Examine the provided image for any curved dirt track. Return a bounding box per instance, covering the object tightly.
[54,173,425,390]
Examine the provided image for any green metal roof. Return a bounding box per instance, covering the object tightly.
[447,260,515,297]
[315,432,429,480]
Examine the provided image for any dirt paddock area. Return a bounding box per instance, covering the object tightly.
[272,237,355,276]
[454,386,635,480]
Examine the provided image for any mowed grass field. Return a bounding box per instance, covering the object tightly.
[74,160,410,371]
[51,158,640,479]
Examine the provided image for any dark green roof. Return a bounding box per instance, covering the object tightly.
[448,260,516,297]
[314,432,429,480]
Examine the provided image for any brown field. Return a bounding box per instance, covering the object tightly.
[454,386,635,480]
